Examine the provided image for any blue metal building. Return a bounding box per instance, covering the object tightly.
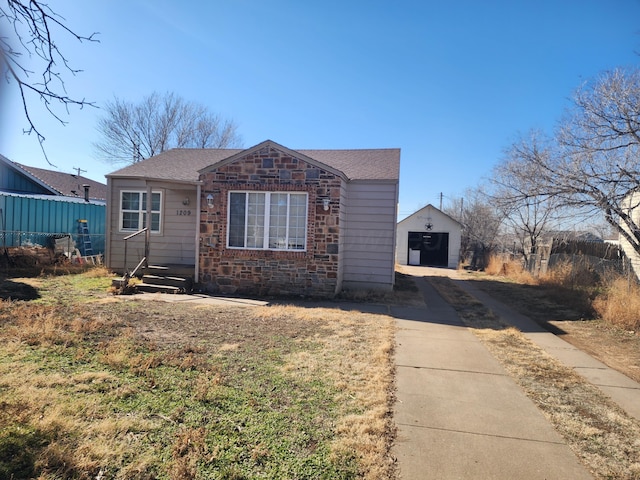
[0,154,106,254]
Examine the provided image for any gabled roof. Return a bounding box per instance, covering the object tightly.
[398,204,462,227]
[199,140,348,180]
[107,140,400,182]
[0,154,107,200]
[16,163,108,201]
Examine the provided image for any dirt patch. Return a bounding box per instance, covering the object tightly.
[548,319,640,383]
[123,301,330,353]
[0,278,41,301]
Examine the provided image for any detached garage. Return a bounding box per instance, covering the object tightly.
[396,204,461,269]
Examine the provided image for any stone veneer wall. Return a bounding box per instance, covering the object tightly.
[199,146,343,297]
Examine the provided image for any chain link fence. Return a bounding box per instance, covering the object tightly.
[1,230,105,264]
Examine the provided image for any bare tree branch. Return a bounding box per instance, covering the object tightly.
[1,0,99,165]
[490,131,566,261]
[495,69,640,260]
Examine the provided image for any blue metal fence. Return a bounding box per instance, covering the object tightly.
[0,193,106,254]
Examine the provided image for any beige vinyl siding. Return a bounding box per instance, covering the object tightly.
[342,181,398,290]
[620,192,640,278]
[107,178,198,272]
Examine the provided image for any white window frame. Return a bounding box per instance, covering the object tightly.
[226,191,308,251]
[119,190,163,233]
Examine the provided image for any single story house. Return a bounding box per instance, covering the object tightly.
[105,140,400,296]
[396,204,461,268]
[0,154,106,253]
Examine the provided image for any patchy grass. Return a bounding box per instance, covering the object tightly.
[428,276,640,480]
[0,269,396,479]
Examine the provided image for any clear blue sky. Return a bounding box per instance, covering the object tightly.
[2,0,639,219]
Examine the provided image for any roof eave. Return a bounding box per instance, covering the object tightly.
[106,174,202,186]
[0,154,61,195]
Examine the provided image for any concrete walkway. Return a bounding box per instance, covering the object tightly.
[115,291,269,307]
[391,269,594,479]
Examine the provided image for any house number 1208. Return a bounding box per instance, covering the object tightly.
[176,210,192,216]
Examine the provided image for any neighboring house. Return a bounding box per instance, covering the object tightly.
[619,192,640,278]
[0,154,106,253]
[14,163,108,201]
[105,139,400,296]
[396,204,461,269]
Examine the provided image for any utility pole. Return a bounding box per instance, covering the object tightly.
[439,192,443,210]
[72,167,87,177]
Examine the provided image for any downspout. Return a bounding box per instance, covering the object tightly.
[145,183,151,267]
[195,183,201,283]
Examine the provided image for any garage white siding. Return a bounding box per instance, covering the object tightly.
[342,181,398,290]
[396,204,462,269]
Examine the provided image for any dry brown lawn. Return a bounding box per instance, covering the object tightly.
[0,269,397,479]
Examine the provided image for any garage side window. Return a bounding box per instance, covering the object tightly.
[120,191,162,233]
[228,191,307,250]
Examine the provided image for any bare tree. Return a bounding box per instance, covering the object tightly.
[0,0,98,163]
[510,69,640,258]
[94,92,242,164]
[492,131,562,263]
[445,188,504,269]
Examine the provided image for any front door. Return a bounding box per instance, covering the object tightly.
[408,232,449,267]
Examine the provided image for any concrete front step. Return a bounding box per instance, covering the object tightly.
[142,274,193,291]
[136,283,182,294]
[144,264,195,277]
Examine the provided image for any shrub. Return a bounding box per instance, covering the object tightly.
[484,255,533,282]
[593,277,640,331]
[539,259,600,289]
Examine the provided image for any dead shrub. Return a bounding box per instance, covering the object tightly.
[485,255,527,278]
[539,259,600,289]
[12,306,75,347]
[169,427,208,480]
[193,375,222,402]
[82,266,112,278]
[593,276,640,330]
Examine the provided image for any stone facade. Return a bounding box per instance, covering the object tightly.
[199,146,343,297]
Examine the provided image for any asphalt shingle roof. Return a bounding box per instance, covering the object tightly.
[16,163,108,200]
[107,144,400,182]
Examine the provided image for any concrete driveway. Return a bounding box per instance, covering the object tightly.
[391,266,594,479]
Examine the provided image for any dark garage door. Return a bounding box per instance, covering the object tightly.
[408,231,449,267]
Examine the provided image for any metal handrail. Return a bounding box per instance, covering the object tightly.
[123,227,148,275]
[123,227,147,241]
